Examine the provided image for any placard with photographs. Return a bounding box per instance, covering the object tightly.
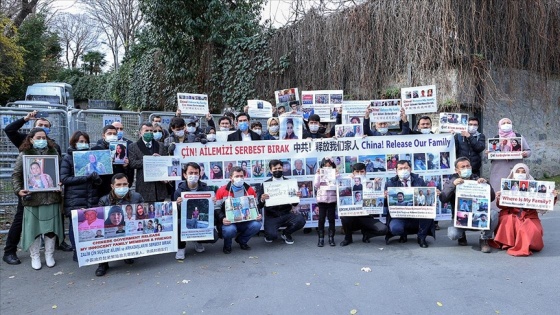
[263,179,300,207]
[72,150,113,177]
[369,99,401,122]
[338,176,385,216]
[487,137,523,160]
[143,156,181,182]
[177,92,209,115]
[216,130,235,142]
[180,192,215,241]
[23,155,60,192]
[71,202,177,267]
[401,85,437,114]
[334,124,363,138]
[341,100,370,124]
[387,187,437,219]
[223,196,260,223]
[247,100,273,118]
[275,87,301,116]
[279,114,303,140]
[439,112,469,132]
[318,167,337,190]
[454,180,492,230]
[109,141,127,164]
[500,179,556,211]
[301,90,343,122]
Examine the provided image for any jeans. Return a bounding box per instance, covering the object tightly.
[389,218,433,238]
[341,216,388,240]
[318,202,336,231]
[222,220,262,247]
[3,200,23,255]
[264,213,306,239]
[448,210,499,240]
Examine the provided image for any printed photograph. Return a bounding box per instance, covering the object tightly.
[23,155,60,192]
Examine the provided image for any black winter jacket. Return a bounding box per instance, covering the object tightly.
[60,147,101,216]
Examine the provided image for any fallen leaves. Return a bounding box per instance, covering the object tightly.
[436,302,443,307]
[350,309,358,314]
[360,267,371,272]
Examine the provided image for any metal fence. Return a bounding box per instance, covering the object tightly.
[88,100,117,110]
[75,109,142,141]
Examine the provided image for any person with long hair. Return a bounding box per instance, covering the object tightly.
[283,119,298,139]
[314,157,339,247]
[211,164,224,179]
[27,161,54,189]
[113,143,127,163]
[262,117,280,140]
[12,128,62,270]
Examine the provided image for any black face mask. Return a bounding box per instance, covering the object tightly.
[272,170,283,178]
[318,126,327,134]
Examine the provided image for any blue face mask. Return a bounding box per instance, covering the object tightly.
[153,132,163,141]
[238,122,249,132]
[42,127,50,135]
[114,187,129,197]
[117,131,124,139]
[460,168,472,179]
[76,143,90,150]
[33,139,47,149]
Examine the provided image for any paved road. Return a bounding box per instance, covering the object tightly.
[2,208,560,315]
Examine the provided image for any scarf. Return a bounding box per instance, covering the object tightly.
[498,118,516,138]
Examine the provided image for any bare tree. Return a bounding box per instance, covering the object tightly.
[52,13,99,69]
[80,0,143,70]
[265,0,365,27]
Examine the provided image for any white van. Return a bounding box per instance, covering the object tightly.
[25,82,74,109]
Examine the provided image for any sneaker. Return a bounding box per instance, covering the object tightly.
[458,235,468,246]
[264,236,273,243]
[480,239,492,253]
[281,234,294,245]
[194,242,205,253]
[175,247,186,260]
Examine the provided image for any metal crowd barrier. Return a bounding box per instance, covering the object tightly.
[75,109,142,141]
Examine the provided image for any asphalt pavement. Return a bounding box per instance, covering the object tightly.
[2,207,560,315]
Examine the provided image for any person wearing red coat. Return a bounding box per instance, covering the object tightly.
[491,163,558,256]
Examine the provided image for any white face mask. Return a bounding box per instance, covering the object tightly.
[268,125,279,133]
[206,134,216,141]
[186,126,196,133]
[187,175,199,184]
[309,124,320,132]
[377,127,388,134]
[500,123,513,132]
[105,135,118,142]
[513,173,526,180]
[420,128,431,134]
[467,126,478,134]
[397,170,410,180]
[220,127,230,131]
[232,177,244,187]
[174,130,185,137]
[252,129,262,135]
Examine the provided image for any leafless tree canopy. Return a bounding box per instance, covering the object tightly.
[257,0,560,107]
[52,12,99,69]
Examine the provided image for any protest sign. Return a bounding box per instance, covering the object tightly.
[338,177,385,216]
[387,187,437,219]
[247,100,273,118]
[341,100,370,124]
[72,202,177,267]
[263,179,300,207]
[223,196,260,222]
[216,130,235,142]
[109,141,127,164]
[487,137,523,160]
[301,90,343,122]
[401,85,437,114]
[333,124,363,138]
[500,179,556,211]
[181,192,215,241]
[72,150,113,176]
[275,87,300,116]
[177,93,209,115]
[143,156,181,182]
[454,180,492,230]
[439,112,469,133]
[369,99,402,122]
[279,114,303,140]
[23,155,60,192]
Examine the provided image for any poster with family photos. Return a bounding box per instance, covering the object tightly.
[301,90,343,122]
[275,87,301,116]
[334,124,363,138]
[500,179,556,211]
[401,85,437,114]
[247,100,273,118]
[180,192,215,241]
[23,155,60,192]
[439,112,469,133]
[454,180,492,230]
[337,176,385,216]
[487,137,523,160]
[109,141,127,164]
[223,196,260,223]
[387,187,437,219]
[368,99,402,122]
[72,150,113,177]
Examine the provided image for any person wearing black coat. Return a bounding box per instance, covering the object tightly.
[454,117,486,176]
[60,131,103,262]
[227,113,262,141]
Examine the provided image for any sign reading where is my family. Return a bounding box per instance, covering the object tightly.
[500,179,555,211]
[177,93,209,115]
[454,180,492,230]
[401,85,437,114]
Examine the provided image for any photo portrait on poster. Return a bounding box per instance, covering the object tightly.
[387,187,437,219]
[487,137,523,160]
[368,99,401,122]
[247,100,273,118]
[439,112,468,133]
[23,155,60,192]
[340,100,369,124]
[301,90,343,122]
[499,179,556,211]
[454,180,491,230]
[109,141,127,164]
[337,176,385,216]
[263,179,300,207]
[279,114,303,140]
[143,156,182,182]
[224,196,259,223]
[181,192,215,241]
[71,202,178,267]
[275,87,300,116]
[400,85,437,114]
[334,124,363,138]
[73,150,112,176]
[177,92,209,115]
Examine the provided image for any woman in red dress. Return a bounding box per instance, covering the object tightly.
[491,163,558,256]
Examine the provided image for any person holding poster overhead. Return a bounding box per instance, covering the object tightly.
[363,107,410,136]
[490,163,558,256]
[215,166,262,254]
[173,162,216,259]
[339,163,388,247]
[384,160,435,248]
[96,173,144,276]
[12,128,63,270]
[302,114,327,139]
[439,157,497,253]
[227,113,261,142]
[258,160,305,245]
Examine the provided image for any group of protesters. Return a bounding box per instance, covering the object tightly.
[3,103,557,277]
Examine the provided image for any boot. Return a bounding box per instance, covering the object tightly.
[480,239,491,253]
[29,237,42,270]
[328,229,336,246]
[44,236,56,267]
[317,230,324,247]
